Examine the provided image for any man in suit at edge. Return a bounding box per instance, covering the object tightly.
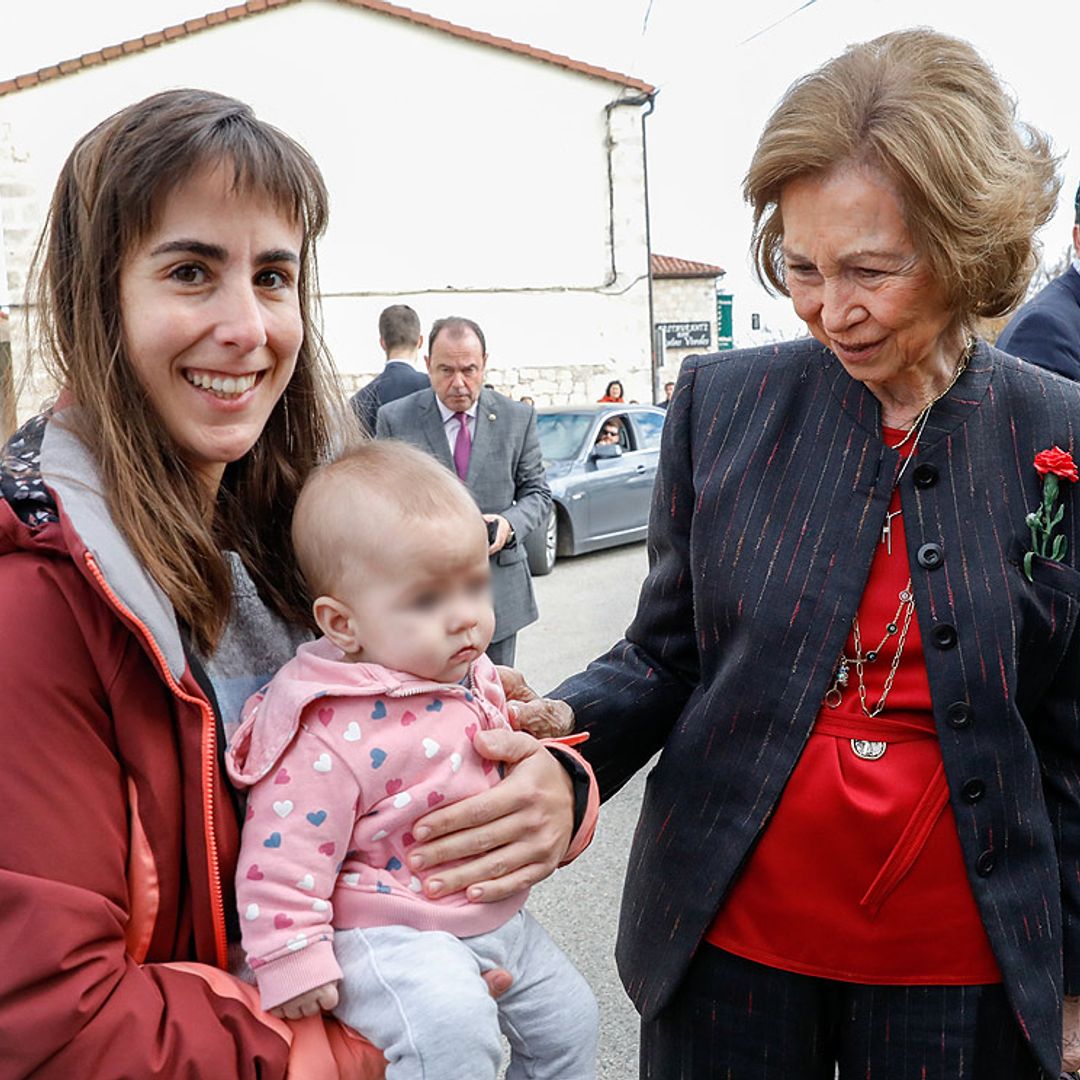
[997,182,1080,381]
[376,316,551,667]
[349,304,430,435]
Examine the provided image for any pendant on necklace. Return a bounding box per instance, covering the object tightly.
[824,658,850,708]
[881,509,902,555]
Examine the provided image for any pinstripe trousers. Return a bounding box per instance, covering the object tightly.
[640,946,1049,1079]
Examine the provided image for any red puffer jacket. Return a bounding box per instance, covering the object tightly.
[0,413,385,1077]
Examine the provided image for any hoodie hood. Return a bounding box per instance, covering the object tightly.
[225,636,463,787]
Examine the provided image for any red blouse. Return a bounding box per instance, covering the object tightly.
[706,430,1000,984]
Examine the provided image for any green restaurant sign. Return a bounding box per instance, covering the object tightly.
[717,291,733,350]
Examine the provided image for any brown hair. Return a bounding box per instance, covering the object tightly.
[32,88,352,653]
[378,304,422,354]
[745,28,1060,322]
[292,440,480,598]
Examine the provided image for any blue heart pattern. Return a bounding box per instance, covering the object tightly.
[370,747,388,768]
[385,856,403,871]
[371,701,387,719]
[425,699,443,712]
[264,832,282,848]
[306,810,327,827]
[376,882,392,894]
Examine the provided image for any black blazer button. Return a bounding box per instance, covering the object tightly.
[913,463,939,488]
[975,850,996,876]
[946,702,973,729]
[917,542,944,570]
[961,779,986,803]
[931,623,958,649]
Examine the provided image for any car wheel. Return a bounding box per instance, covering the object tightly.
[526,508,558,576]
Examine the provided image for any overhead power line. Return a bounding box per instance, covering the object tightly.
[642,0,656,36]
[739,0,819,45]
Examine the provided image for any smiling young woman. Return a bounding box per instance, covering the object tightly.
[33,89,339,655]
[0,88,590,1079]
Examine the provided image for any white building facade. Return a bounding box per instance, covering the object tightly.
[0,0,657,423]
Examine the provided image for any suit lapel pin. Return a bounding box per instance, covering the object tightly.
[488,413,496,421]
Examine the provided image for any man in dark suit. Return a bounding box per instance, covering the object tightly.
[376,316,551,666]
[349,304,430,435]
[997,182,1080,381]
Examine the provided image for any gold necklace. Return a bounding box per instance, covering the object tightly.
[824,338,975,719]
[886,336,974,451]
[824,580,916,717]
[876,336,975,553]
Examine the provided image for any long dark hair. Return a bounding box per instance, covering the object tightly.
[33,88,350,652]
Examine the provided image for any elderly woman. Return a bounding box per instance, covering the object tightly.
[546,29,1080,1079]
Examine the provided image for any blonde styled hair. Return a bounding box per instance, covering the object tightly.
[32,89,355,653]
[745,28,1060,322]
[292,440,481,600]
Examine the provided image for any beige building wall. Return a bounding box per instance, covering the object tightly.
[0,0,655,420]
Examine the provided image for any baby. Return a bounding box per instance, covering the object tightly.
[227,440,598,1080]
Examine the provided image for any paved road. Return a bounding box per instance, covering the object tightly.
[514,542,651,1080]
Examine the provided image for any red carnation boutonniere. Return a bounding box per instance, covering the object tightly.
[1024,446,1079,581]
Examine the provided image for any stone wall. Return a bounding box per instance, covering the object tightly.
[338,360,620,407]
[652,275,720,391]
[0,120,48,433]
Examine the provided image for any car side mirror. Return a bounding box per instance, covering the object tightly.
[591,442,622,459]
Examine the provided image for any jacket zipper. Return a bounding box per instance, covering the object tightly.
[379,665,500,726]
[83,552,229,969]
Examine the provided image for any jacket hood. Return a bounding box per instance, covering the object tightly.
[2,411,188,679]
[225,637,457,787]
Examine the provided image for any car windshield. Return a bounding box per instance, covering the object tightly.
[536,413,595,460]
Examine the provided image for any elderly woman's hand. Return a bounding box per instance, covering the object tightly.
[406,728,575,902]
[1064,995,1080,1073]
[496,664,575,738]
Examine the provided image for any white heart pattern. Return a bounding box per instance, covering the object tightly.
[272,800,294,818]
[286,934,309,952]
[371,829,389,842]
[343,872,361,886]
[296,874,315,890]
[409,876,423,893]
[313,753,332,773]
[450,752,463,773]
[392,791,413,809]
[344,721,362,742]
[422,737,440,759]
[244,903,260,920]
[312,899,330,912]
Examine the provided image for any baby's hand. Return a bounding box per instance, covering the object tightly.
[269,981,340,1020]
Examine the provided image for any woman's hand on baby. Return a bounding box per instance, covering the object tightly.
[496,666,574,738]
[270,981,340,1020]
[407,728,575,903]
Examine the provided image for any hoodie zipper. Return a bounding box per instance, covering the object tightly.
[83,551,228,969]
[377,667,499,729]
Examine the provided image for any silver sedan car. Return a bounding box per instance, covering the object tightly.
[524,403,666,575]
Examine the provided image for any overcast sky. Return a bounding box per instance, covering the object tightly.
[4,0,1077,339]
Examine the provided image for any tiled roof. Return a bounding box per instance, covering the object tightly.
[0,0,655,98]
[651,254,725,279]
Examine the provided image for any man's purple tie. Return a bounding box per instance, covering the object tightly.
[453,412,471,480]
